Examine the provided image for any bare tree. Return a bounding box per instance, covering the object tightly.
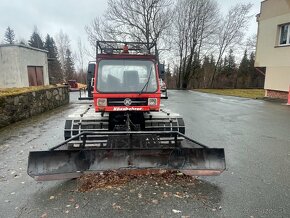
[85,17,111,49]
[245,34,257,53]
[173,0,220,89]
[75,38,85,72]
[74,38,87,84]
[209,3,252,87]
[55,30,71,71]
[86,0,173,51]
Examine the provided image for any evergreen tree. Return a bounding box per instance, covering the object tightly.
[248,52,256,87]
[201,56,210,88]
[63,48,75,81]
[227,49,236,74]
[239,50,250,75]
[236,50,250,88]
[4,26,15,44]
[44,34,63,84]
[205,55,215,88]
[239,50,249,73]
[202,56,210,69]
[28,27,44,49]
[192,54,201,71]
[216,57,223,73]
[223,56,228,73]
[249,52,255,73]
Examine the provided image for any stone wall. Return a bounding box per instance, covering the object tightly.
[0,86,69,128]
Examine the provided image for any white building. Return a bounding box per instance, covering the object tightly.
[0,44,49,88]
[255,0,290,99]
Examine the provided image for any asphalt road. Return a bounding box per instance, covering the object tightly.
[0,90,289,218]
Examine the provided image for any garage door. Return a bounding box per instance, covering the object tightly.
[28,66,44,86]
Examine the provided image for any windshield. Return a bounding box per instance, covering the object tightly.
[97,60,157,93]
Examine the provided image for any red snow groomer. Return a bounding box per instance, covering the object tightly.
[28,41,226,181]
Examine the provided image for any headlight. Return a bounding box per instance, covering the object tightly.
[148,98,157,106]
[97,98,107,107]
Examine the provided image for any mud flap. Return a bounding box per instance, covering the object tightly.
[28,148,225,181]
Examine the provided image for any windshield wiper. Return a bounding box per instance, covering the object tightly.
[139,66,153,95]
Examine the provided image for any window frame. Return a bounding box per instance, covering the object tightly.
[278,23,290,46]
[96,59,159,94]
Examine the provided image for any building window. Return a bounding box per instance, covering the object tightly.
[279,24,290,45]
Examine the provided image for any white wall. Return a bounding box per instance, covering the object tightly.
[0,45,49,88]
[19,46,49,86]
[255,0,290,92]
[0,46,22,88]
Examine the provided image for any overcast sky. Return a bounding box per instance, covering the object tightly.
[0,0,262,65]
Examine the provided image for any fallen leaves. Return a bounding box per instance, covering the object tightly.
[77,170,196,192]
[78,171,133,192]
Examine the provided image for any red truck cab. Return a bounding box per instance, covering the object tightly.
[92,42,162,112]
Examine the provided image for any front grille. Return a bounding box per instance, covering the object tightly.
[107,98,148,106]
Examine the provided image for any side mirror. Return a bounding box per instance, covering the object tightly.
[88,63,95,75]
[159,64,165,79]
[87,63,96,98]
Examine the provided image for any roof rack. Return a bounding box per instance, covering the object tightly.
[96,41,157,56]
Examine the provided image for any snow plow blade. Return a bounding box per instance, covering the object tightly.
[28,148,225,181]
[27,131,226,181]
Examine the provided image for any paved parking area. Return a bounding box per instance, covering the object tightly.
[0,90,289,218]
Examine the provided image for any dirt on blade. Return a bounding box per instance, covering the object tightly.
[77,170,196,192]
